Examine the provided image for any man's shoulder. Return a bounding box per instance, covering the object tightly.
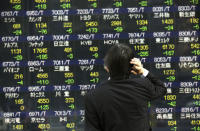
[93,80,111,93]
[86,80,110,96]
[117,77,150,88]
[86,77,151,98]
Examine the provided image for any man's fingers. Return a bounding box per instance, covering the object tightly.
[130,58,144,75]
[131,70,137,75]
[130,58,142,67]
[132,66,142,73]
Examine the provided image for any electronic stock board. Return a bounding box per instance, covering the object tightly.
[0,0,199,131]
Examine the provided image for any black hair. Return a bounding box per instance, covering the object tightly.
[104,43,134,79]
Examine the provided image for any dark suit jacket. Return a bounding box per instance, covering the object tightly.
[84,73,167,131]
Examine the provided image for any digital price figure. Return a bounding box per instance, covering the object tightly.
[0,0,199,130]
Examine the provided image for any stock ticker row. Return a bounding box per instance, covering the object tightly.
[0,0,199,131]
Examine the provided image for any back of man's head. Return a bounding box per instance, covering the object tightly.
[104,43,134,79]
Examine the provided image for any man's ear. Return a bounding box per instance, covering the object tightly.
[104,66,109,73]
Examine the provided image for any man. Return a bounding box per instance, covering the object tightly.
[84,43,167,131]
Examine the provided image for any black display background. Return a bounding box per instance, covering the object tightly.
[0,0,199,131]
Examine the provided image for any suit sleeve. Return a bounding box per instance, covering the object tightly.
[144,72,167,100]
[84,93,101,131]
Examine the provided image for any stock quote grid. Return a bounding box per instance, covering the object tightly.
[0,0,199,131]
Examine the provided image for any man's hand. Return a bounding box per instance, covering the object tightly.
[130,58,144,75]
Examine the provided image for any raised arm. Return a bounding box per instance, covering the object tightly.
[130,58,167,100]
